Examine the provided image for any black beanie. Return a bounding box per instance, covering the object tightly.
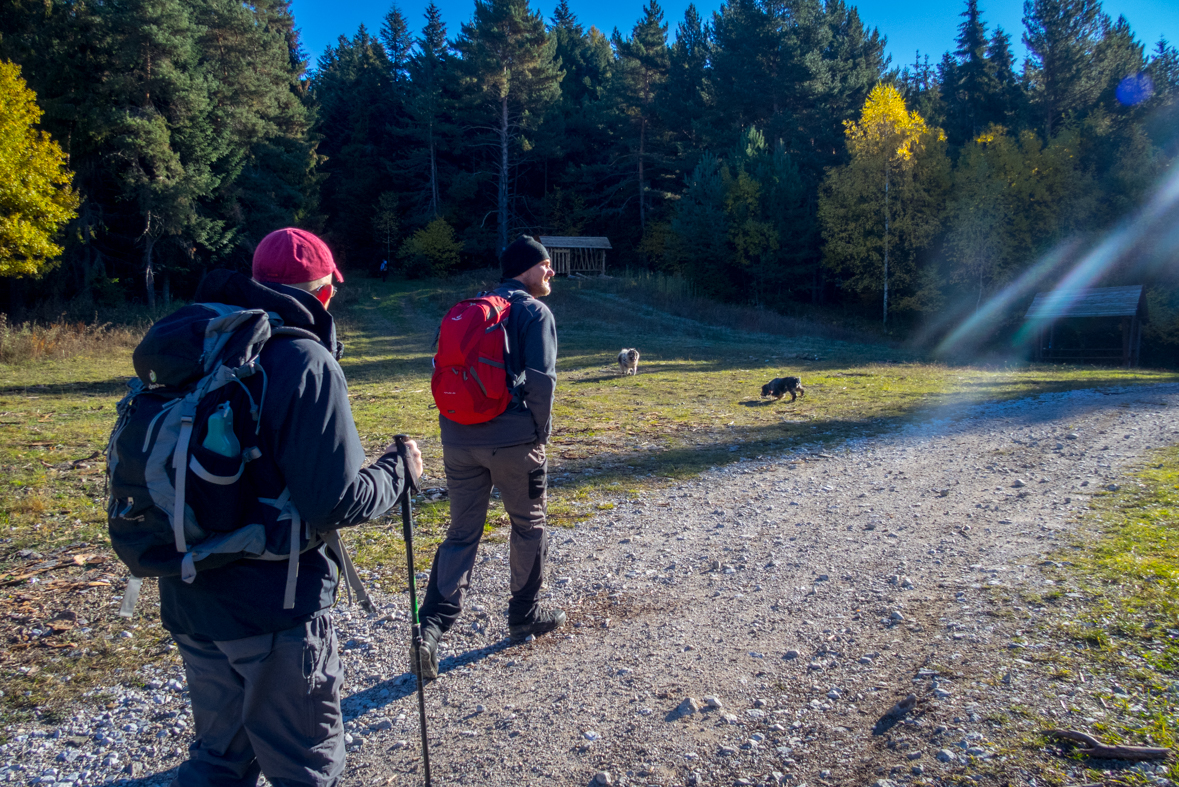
[500,235,550,281]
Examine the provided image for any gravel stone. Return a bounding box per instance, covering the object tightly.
[6,384,1177,787]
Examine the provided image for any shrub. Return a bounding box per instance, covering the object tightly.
[398,218,462,278]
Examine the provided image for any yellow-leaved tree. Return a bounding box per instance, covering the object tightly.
[820,83,949,327]
[0,60,79,278]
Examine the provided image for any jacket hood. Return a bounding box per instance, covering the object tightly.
[194,269,341,358]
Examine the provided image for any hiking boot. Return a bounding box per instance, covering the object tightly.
[409,627,440,681]
[509,607,567,642]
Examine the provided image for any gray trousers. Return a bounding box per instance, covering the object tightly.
[172,615,344,787]
[419,441,548,631]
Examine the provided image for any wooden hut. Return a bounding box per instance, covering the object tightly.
[539,236,612,275]
[1024,285,1147,367]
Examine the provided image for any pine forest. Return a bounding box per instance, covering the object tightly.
[1,0,1177,358]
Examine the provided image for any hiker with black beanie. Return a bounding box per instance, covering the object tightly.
[413,236,565,679]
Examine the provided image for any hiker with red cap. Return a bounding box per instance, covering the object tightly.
[160,228,422,787]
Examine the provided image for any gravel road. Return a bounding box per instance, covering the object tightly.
[3,383,1177,787]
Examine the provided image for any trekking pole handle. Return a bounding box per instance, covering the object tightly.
[393,434,421,495]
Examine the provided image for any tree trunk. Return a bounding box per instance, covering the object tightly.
[882,160,889,329]
[638,118,647,231]
[428,122,439,218]
[498,95,510,255]
[143,212,156,311]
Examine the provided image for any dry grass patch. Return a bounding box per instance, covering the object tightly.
[0,314,145,365]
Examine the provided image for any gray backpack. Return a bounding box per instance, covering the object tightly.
[106,303,371,616]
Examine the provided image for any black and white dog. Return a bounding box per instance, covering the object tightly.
[761,376,805,402]
[618,348,640,375]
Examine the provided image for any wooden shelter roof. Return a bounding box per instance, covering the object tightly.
[1025,286,1146,319]
[539,236,612,250]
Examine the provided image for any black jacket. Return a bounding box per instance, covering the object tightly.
[438,279,558,448]
[158,270,406,640]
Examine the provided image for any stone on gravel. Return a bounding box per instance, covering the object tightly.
[889,611,905,622]
[784,649,800,660]
[704,696,723,709]
[593,771,612,785]
[936,749,955,762]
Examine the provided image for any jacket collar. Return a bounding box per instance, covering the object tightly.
[194,269,340,358]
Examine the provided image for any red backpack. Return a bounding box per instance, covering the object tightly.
[431,293,524,424]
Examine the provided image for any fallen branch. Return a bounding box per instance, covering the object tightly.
[0,554,106,585]
[71,451,100,468]
[1046,729,1170,761]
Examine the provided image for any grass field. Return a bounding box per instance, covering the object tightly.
[0,271,1176,719]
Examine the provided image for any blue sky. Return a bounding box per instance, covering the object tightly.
[289,0,1178,73]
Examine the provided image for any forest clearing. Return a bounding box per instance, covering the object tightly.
[1,276,1178,786]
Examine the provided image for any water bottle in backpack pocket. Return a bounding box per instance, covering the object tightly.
[185,388,261,532]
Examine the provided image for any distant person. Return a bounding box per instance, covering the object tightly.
[167,228,422,786]
[413,236,563,679]
[380,258,389,282]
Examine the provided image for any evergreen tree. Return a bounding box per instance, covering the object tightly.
[611,1,671,233]
[942,0,1000,145]
[405,3,456,219]
[662,3,711,161]
[666,152,733,300]
[708,0,780,136]
[1022,0,1108,136]
[1093,14,1146,113]
[1145,40,1179,154]
[98,0,232,308]
[381,5,413,80]
[534,1,612,235]
[312,25,399,267]
[454,0,562,254]
[901,50,943,123]
[193,0,321,270]
[797,0,888,175]
[986,27,1024,126]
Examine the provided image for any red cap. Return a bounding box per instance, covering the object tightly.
[252,228,343,285]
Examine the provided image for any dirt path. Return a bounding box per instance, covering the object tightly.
[3,384,1176,787]
[333,383,1177,787]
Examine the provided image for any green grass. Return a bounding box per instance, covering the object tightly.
[0,271,1176,721]
[1045,447,1179,761]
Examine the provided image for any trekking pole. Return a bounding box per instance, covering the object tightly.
[393,435,432,787]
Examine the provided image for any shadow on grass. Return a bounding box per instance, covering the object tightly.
[738,399,781,408]
[561,358,827,377]
[952,375,1179,392]
[337,355,434,385]
[0,378,132,397]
